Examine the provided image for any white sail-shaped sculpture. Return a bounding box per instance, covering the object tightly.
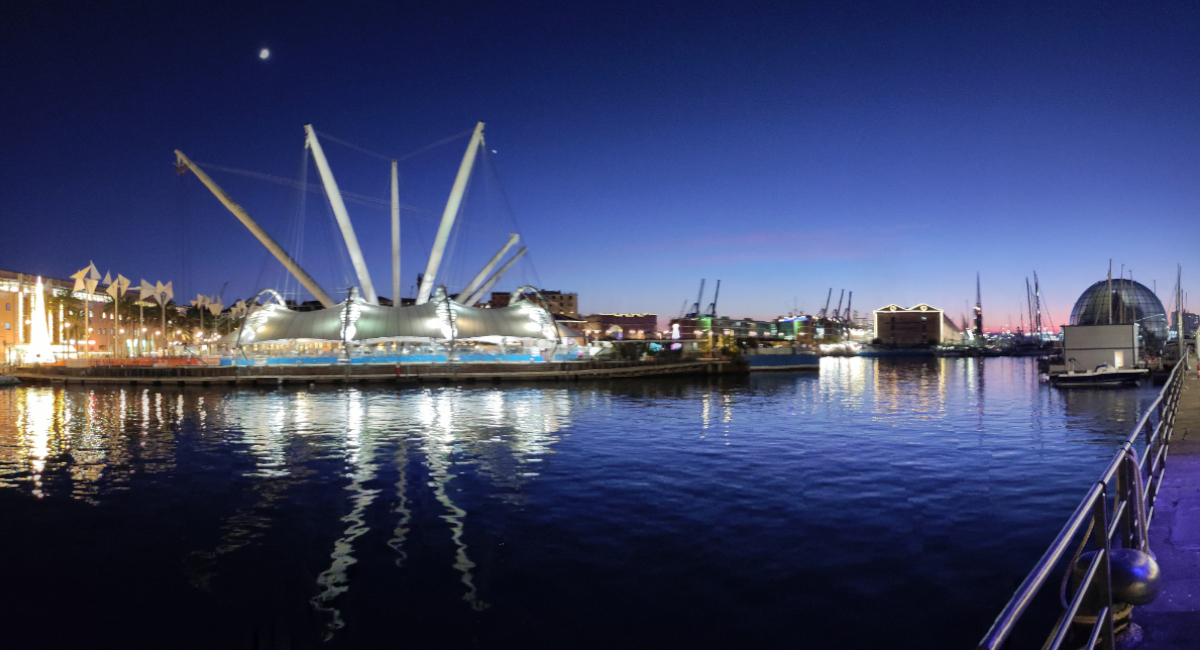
[24,277,57,364]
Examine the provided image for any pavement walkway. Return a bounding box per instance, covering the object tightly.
[1136,368,1200,649]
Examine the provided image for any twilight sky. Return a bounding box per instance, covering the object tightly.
[2,1,1197,330]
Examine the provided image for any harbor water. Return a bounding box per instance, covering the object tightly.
[0,358,1161,648]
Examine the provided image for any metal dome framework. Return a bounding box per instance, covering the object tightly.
[1069,279,1168,340]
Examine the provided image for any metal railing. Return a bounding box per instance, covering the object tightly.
[976,350,1189,650]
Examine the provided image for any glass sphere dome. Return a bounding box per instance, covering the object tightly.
[1069,279,1168,341]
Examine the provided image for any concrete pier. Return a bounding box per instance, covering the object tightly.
[11,358,742,386]
[1137,369,1200,648]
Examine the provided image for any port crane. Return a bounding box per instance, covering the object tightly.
[818,288,832,318]
[686,279,706,318]
[706,280,721,318]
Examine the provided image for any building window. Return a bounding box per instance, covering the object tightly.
[4,323,8,330]
[4,303,8,310]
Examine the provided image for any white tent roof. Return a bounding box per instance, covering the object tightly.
[226,295,581,346]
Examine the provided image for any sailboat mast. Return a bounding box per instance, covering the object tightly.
[1107,260,1113,325]
[974,273,983,339]
[1025,278,1034,337]
[1178,264,1184,363]
[1033,271,1042,340]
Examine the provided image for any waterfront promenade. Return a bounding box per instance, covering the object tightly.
[10,358,739,385]
[1139,369,1200,649]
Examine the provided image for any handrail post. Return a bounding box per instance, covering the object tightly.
[1114,456,1131,549]
[1089,489,1115,650]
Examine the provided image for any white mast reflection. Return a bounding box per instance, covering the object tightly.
[387,442,412,566]
[414,389,488,611]
[312,389,385,638]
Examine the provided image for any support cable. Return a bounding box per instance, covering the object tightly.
[481,148,543,291]
[190,161,437,215]
[315,128,472,163]
[189,162,515,237]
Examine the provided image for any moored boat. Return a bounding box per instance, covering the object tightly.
[1049,363,1147,387]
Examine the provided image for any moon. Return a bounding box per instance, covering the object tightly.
[259,48,270,60]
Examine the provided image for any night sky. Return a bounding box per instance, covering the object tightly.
[2,1,1197,329]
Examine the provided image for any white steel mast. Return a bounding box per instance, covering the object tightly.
[417,122,485,304]
[391,159,401,305]
[175,150,336,308]
[305,125,379,305]
[458,234,519,301]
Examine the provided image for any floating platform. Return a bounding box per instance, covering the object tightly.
[744,348,820,371]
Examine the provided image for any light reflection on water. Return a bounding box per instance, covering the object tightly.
[0,358,1162,648]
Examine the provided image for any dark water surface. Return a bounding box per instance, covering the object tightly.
[0,358,1159,649]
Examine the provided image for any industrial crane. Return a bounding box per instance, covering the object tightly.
[706,280,721,318]
[688,279,706,318]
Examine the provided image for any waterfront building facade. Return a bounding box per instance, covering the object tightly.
[668,315,785,341]
[582,313,659,340]
[775,317,818,344]
[485,289,578,318]
[873,303,963,346]
[484,291,512,309]
[0,271,122,358]
[540,290,579,318]
[0,269,182,361]
[1170,311,1198,336]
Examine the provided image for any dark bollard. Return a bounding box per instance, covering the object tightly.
[1070,548,1160,646]
[1073,548,1161,607]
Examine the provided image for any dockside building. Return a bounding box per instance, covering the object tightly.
[873,303,963,346]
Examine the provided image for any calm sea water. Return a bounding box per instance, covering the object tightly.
[0,358,1159,649]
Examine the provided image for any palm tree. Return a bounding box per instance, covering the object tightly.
[101,293,139,356]
[136,300,180,355]
[46,289,84,349]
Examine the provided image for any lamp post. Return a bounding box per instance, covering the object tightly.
[159,281,173,357]
[191,294,209,351]
[206,297,223,355]
[105,273,130,358]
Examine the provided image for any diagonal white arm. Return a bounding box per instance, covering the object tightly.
[458,233,519,301]
[306,125,379,305]
[462,247,527,307]
[175,150,335,308]
[417,122,485,304]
